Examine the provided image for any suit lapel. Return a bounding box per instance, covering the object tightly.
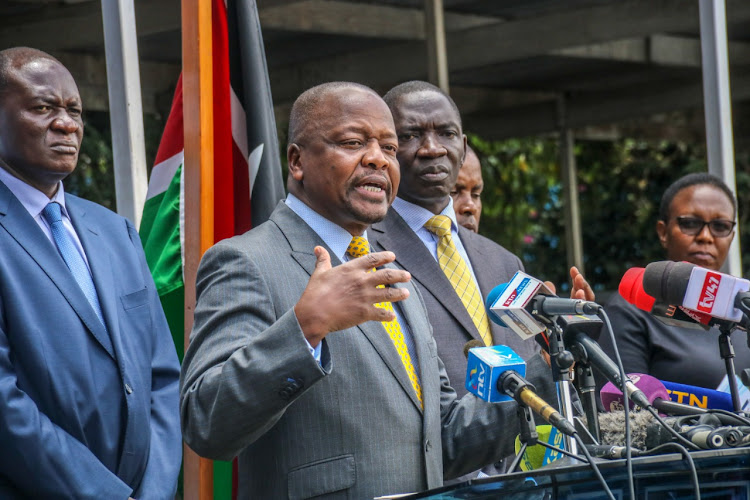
[66,198,117,358]
[460,227,518,344]
[370,210,483,343]
[273,203,423,411]
[0,184,115,359]
[392,278,430,411]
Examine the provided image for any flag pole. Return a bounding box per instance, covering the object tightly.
[182,0,215,498]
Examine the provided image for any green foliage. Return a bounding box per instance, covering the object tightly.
[469,135,569,289]
[66,113,116,210]
[470,134,750,292]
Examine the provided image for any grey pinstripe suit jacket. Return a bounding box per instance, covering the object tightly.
[180,202,551,499]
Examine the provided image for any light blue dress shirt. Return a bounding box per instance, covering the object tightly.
[0,167,92,270]
[391,196,479,283]
[286,194,419,374]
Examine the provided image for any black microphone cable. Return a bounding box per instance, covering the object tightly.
[596,308,635,500]
[574,433,616,500]
[643,406,702,451]
[640,442,700,500]
[707,408,750,426]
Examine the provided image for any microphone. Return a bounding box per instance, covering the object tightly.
[556,322,652,410]
[619,267,711,330]
[585,444,642,460]
[465,343,577,436]
[661,379,735,412]
[600,373,706,416]
[485,271,600,340]
[487,278,653,412]
[598,410,654,450]
[642,261,750,326]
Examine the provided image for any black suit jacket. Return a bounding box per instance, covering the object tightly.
[369,208,540,397]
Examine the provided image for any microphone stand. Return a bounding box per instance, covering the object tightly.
[508,403,587,473]
[507,405,538,473]
[546,321,578,456]
[574,362,601,443]
[717,325,742,412]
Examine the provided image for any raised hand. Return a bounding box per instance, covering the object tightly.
[294,246,412,346]
[569,266,595,302]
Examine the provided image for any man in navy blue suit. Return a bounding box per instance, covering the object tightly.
[0,47,181,499]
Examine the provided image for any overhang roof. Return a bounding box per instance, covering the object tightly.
[2,0,749,140]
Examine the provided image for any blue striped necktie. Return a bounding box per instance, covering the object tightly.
[42,202,107,330]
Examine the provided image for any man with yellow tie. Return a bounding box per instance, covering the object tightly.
[181,82,568,499]
[369,81,592,477]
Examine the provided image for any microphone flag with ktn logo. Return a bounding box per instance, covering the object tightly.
[465,345,526,403]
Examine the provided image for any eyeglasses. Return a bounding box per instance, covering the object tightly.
[674,216,736,237]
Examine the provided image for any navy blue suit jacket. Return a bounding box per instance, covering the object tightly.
[0,180,181,499]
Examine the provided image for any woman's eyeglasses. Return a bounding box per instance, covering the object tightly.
[674,216,736,237]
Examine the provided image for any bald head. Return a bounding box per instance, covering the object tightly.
[0,47,61,101]
[288,81,378,147]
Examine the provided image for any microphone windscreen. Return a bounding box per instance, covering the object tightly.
[600,373,670,411]
[643,261,694,305]
[485,283,508,327]
[619,267,655,311]
[463,339,485,359]
[598,410,654,450]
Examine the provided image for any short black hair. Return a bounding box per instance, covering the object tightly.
[0,47,60,98]
[287,81,376,146]
[382,80,461,127]
[658,172,737,222]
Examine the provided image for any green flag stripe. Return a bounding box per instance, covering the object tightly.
[141,164,184,296]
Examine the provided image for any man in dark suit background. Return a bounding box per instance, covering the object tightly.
[180,81,562,499]
[372,81,593,397]
[0,47,181,499]
[370,81,591,479]
[451,145,484,233]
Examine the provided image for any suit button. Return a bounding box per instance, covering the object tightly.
[125,384,133,395]
[424,439,431,452]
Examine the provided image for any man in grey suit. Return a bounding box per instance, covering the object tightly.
[180,82,561,499]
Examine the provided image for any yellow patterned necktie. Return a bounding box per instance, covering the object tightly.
[424,215,493,346]
[346,236,423,407]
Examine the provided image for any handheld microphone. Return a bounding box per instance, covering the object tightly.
[619,267,710,330]
[661,379,735,412]
[642,261,750,327]
[465,343,577,436]
[600,373,706,416]
[485,271,600,340]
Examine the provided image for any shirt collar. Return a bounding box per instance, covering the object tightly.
[0,166,67,219]
[391,196,459,233]
[285,193,368,262]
